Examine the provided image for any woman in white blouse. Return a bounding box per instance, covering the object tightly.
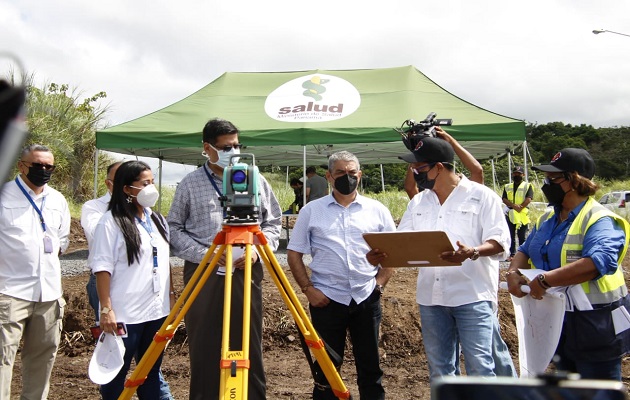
[89,160,174,399]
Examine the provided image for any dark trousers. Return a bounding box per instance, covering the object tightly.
[100,317,167,400]
[183,259,266,400]
[309,288,384,400]
[506,216,528,256]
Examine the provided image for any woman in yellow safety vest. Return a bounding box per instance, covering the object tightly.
[506,148,630,381]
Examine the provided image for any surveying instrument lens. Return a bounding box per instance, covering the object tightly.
[232,170,247,183]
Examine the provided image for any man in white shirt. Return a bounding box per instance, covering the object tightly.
[81,161,121,321]
[287,151,396,400]
[395,137,511,392]
[0,144,70,400]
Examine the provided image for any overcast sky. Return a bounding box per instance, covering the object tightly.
[2,0,629,184]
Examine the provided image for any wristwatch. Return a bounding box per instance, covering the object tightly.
[100,306,112,315]
[376,284,384,295]
[470,247,480,261]
[536,274,551,289]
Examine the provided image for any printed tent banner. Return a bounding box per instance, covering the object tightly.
[96,65,525,167]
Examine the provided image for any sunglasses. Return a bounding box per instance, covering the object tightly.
[210,143,243,152]
[412,162,436,175]
[21,161,56,171]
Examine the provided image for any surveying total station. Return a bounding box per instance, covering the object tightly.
[117,154,352,400]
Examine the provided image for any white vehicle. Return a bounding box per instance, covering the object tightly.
[598,191,630,219]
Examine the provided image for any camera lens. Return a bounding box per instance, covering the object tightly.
[232,170,247,184]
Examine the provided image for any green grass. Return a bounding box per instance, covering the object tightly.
[68,172,630,223]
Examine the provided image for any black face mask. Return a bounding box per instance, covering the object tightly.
[512,175,523,184]
[334,174,358,195]
[541,181,567,206]
[26,167,53,187]
[413,165,438,191]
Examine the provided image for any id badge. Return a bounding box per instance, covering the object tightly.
[152,270,161,293]
[43,236,53,253]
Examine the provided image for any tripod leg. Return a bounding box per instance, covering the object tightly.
[118,243,223,400]
[219,244,252,400]
[256,241,352,400]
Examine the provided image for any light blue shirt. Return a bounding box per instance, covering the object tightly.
[287,193,396,305]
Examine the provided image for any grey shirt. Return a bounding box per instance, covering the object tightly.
[306,174,328,202]
[167,163,282,264]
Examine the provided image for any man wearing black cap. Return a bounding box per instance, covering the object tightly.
[502,166,534,260]
[394,137,511,388]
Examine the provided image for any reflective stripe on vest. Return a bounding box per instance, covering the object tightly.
[505,182,532,226]
[535,197,630,305]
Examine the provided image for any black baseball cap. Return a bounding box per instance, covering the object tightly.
[532,148,595,179]
[398,137,455,164]
[512,166,524,174]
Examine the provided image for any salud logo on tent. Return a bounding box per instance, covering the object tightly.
[264,73,361,122]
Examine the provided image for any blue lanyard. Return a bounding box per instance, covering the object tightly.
[136,209,158,270]
[15,177,47,232]
[203,163,226,217]
[203,163,223,196]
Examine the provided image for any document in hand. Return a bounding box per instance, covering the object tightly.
[362,231,461,268]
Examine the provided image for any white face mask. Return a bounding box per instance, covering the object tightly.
[129,184,160,208]
[209,144,240,169]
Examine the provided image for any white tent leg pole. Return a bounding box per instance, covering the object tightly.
[523,140,528,181]
[380,164,385,192]
[158,157,163,213]
[302,146,307,206]
[93,148,99,199]
[491,159,497,192]
[286,166,289,186]
[507,151,513,183]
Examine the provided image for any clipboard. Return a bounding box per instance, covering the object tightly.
[362,231,461,268]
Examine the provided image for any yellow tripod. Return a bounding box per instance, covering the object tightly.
[118,222,351,400]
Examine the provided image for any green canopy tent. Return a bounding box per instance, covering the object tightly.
[95,66,526,198]
[97,65,525,165]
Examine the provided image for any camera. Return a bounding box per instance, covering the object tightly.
[395,112,453,151]
[221,153,260,224]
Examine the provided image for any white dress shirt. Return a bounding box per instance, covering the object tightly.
[397,176,510,307]
[81,192,110,272]
[81,192,110,246]
[0,175,70,302]
[89,209,171,324]
[288,193,396,305]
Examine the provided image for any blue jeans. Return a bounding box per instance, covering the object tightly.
[309,288,384,400]
[491,311,516,377]
[419,301,496,382]
[99,317,168,400]
[86,273,99,322]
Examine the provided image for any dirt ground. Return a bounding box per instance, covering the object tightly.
[9,219,630,399]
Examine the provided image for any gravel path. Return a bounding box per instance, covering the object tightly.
[60,230,299,277]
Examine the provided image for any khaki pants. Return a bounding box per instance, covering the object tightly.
[0,294,65,400]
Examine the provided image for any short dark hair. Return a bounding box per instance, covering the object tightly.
[290,178,302,186]
[106,161,122,176]
[306,166,317,174]
[202,118,239,144]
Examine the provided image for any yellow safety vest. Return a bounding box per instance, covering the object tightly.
[505,181,532,227]
[536,197,630,305]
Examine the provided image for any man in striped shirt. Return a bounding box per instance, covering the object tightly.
[287,150,396,400]
[167,118,281,400]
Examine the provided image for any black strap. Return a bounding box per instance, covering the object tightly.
[150,211,169,243]
[296,327,344,391]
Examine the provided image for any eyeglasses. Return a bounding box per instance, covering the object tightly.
[412,162,436,175]
[21,161,56,171]
[210,143,243,152]
[544,175,566,185]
